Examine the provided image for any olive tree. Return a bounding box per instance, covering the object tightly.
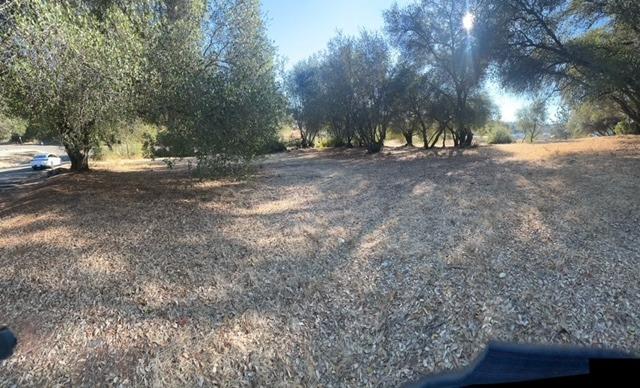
[286,57,326,148]
[517,99,547,143]
[568,100,624,137]
[0,0,144,171]
[485,0,640,131]
[145,0,285,174]
[320,34,359,147]
[350,32,394,153]
[385,0,495,148]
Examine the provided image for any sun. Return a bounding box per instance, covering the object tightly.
[462,12,475,32]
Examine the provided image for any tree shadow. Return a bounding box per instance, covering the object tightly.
[1,141,640,385]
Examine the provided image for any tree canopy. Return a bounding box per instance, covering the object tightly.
[0,0,284,172]
[485,0,640,132]
[3,0,640,170]
[0,0,144,170]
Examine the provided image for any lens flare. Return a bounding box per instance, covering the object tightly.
[463,12,475,32]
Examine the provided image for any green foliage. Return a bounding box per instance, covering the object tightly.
[517,99,547,143]
[0,0,145,170]
[568,100,623,137]
[141,132,156,159]
[286,57,326,147]
[317,136,346,148]
[614,120,640,135]
[0,113,27,142]
[486,124,514,144]
[9,133,23,143]
[145,0,286,175]
[486,0,640,129]
[288,31,394,153]
[0,0,284,174]
[257,137,287,155]
[385,0,495,148]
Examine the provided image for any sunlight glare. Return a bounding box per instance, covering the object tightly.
[463,12,475,32]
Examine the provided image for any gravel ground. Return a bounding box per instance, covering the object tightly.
[1,137,640,386]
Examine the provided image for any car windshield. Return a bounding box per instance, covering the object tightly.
[34,154,48,159]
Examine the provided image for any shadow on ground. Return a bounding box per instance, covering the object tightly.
[1,138,640,386]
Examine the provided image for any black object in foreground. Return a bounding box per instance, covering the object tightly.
[409,342,639,387]
[0,327,17,361]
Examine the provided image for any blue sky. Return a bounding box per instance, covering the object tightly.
[261,0,528,122]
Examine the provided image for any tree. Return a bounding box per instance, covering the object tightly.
[316,31,393,153]
[386,64,426,147]
[484,121,514,144]
[350,31,394,153]
[385,0,496,148]
[0,0,144,171]
[567,100,624,137]
[149,0,285,174]
[0,111,27,142]
[517,99,547,143]
[486,0,640,132]
[286,57,326,148]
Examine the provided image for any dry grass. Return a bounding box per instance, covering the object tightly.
[1,137,640,386]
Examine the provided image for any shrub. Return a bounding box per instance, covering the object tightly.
[92,145,105,160]
[614,120,640,135]
[318,136,345,148]
[141,132,156,159]
[9,133,22,143]
[257,138,287,154]
[487,127,513,144]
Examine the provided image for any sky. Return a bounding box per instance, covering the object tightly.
[261,0,529,122]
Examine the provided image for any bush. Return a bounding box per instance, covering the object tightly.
[614,120,640,135]
[318,136,345,148]
[141,132,156,159]
[487,126,513,144]
[9,133,22,143]
[257,138,287,154]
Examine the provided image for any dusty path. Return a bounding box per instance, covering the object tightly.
[1,137,640,386]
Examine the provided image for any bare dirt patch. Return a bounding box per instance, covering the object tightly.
[1,137,640,386]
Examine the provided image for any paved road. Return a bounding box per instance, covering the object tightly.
[0,145,69,189]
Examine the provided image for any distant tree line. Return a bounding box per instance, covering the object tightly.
[288,0,640,151]
[2,0,640,172]
[287,1,497,152]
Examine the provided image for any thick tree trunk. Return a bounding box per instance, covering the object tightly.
[403,131,413,147]
[67,149,90,171]
[460,130,473,147]
[367,141,383,154]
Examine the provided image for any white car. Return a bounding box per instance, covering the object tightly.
[31,153,62,170]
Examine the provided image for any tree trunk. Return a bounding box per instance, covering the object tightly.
[465,131,474,147]
[68,149,90,171]
[428,126,444,149]
[367,141,383,154]
[403,131,413,147]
